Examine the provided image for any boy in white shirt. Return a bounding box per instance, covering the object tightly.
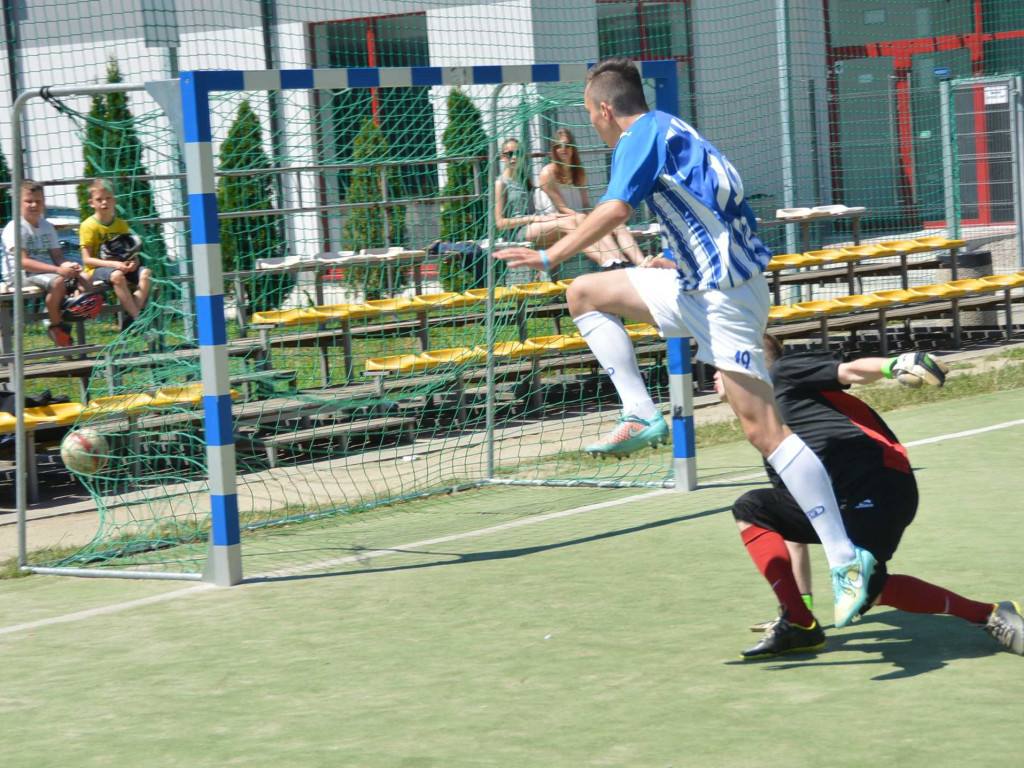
[1,180,94,347]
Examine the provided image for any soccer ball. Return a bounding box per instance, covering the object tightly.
[60,427,109,475]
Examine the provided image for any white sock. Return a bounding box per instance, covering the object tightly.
[768,433,856,568]
[574,310,657,420]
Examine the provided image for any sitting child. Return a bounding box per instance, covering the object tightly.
[79,178,152,330]
[1,179,94,347]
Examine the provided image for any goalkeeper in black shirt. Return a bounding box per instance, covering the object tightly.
[721,335,1024,660]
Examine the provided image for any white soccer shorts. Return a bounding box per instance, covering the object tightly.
[625,268,772,382]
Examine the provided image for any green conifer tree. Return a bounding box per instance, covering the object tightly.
[0,149,11,225]
[78,59,167,277]
[342,117,406,300]
[217,99,292,314]
[438,89,488,292]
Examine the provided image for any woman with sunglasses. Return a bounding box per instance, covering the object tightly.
[494,138,612,269]
[536,128,646,268]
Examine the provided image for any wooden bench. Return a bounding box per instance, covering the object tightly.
[236,414,418,469]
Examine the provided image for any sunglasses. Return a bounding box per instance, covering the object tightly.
[502,150,520,159]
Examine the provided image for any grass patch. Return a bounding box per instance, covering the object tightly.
[987,346,1024,361]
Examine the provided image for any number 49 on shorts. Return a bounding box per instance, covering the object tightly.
[734,349,752,369]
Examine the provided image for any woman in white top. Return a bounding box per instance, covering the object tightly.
[493,138,616,270]
[536,128,645,267]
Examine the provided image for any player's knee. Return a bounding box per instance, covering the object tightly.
[110,271,126,286]
[732,491,762,525]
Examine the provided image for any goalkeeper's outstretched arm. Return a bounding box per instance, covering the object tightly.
[838,352,949,389]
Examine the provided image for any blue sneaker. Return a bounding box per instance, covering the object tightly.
[586,412,669,458]
[831,546,876,629]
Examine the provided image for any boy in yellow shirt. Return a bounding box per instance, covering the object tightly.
[79,179,152,328]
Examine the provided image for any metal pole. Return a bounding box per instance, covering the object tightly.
[12,82,147,570]
[940,79,960,239]
[775,0,797,254]
[485,84,507,479]
[1012,76,1024,270]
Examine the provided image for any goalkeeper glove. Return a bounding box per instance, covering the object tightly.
[882,352,949,388]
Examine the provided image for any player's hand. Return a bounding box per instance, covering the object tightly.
[122,258,139,273]
[56,263,78,279]
[494,247,545,272]
[886,351,948,388]
[639,256,676,269]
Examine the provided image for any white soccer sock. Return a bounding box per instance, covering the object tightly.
[574,310,657,420]
[767,433,856,568]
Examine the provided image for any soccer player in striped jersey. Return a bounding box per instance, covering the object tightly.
[725,337,1022,660]
[496,56,872,628]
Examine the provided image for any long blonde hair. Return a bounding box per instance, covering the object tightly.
[550,129,585,188]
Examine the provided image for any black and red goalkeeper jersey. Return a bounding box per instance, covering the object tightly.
[765,352,911,499]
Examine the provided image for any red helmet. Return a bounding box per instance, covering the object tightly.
[61,292,105,321]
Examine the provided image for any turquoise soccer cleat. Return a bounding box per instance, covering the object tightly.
[831,546,877,629]
[585,412,669,458]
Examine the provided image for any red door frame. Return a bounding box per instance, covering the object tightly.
[823,0,1024,226]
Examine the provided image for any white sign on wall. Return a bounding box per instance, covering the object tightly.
[984,86,1009,106]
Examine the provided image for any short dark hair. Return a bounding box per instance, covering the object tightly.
[763,334,785,367]
[585,57,649,116]
[20,179,44,196]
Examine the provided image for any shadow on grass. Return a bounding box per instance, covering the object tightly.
[246,503,733,584]
[725,610,1004,680]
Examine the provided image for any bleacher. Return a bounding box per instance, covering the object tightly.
[3,209,1023,501]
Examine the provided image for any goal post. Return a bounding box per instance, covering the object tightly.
[179,61,695,586]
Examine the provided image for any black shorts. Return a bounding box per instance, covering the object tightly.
[732,470,918,606]
[92,265,139,286]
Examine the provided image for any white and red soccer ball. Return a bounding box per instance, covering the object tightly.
[60,427,109,475]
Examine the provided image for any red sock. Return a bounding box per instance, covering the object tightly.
[878,574,994,625]
[741,525,815,627]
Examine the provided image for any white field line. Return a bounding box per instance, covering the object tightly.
[3,416,1023,637]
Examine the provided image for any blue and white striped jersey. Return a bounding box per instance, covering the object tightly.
[599,110,772,291]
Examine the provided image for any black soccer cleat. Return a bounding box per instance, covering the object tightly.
[741,610,826,660]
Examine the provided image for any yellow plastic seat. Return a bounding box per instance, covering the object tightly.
[363,298,416,314]
[768,305,816,322]
[841,244,899,258]
[945,278,1000,295]
[475,341,529,359]
[524,334,590,353]
[463,287,514,303]
[804,249,854,264]
[364,354,434,373]
[0,411,17,433]
[420,347,485,365]
[309,302,379,321]
[150,385,242,407]
[556,278,576,289]
[251,308,319,327]
[410,292,465,308]
[878,240,931,254]
[912,283,968,299]
[83,393,154,417]
[980,273,1024,289]
[23,402,85,426]
[624,323,660,340]
[509,281,566,298]
[913,236,966,249]
[832,294,894,310]
[870,289,931,304]
[767,253,817,271]
[793,299,848,315]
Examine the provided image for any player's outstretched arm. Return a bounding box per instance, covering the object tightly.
[495,200,632,273]
[838,352,948,388]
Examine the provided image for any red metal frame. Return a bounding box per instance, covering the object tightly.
[824,0,1024,225]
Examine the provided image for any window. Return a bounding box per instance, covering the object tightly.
[310,13,437,198]
[596,1,696,123]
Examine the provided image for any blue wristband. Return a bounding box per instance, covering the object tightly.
[539,248,550,273]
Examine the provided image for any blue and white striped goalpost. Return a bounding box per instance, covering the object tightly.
[180,60,697,585]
